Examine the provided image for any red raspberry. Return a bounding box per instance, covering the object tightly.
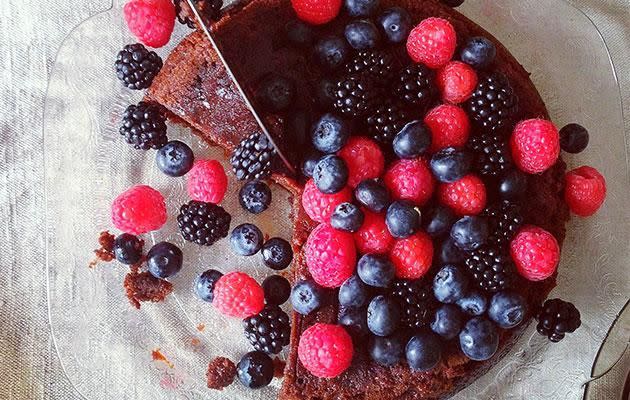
[510,119,560,174]
[302,179,352,223]
[390,231,433,279]
[354,210,394,254]
[384,158,435,206]
[424,104,470,152]
[112,185,167,234]
[510,226,560,282]
[187,160,228,204]
[338,137,385,188]
[212,272,265,318]
[291,0,341,25]
[298,323,353,378]
[305,224,356,288]
[124,0,175,48]
[437,61,478,104]
[406,18,457,69]
[438,174,487,216]
[564,166,607,216]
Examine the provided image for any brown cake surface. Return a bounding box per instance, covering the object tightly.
[145,0,570,398]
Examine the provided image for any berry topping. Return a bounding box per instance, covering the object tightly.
[120,102,168,150]
[564,166,606,216]
[510,225,560,281]
[386,200,421,239]
[230,223,264,256]
[390,231,433,279]
[354,209,394,254]
[302,149,324,178]
[339,275,369,308]
[338,307,369,338]
[298,323,353,378]
[112,185,167,234]
[355,179,390,213]
[146,242,183,279]
[450,215,489,251]
[456,290,488,316]
[236,351,274,388]
[536,298,581,342]
[488,291,527,329]
[424,104,470,152]
[255,74,296,112]
[344,0,379,17]
[430,147,473,183]
[438,174,487,216]
[115,43,162,90]
[195,269,223,303]
[344,49,397,82]
[291,280,324,315]
[431,304,464,339]
[357,254,395,288]
[369,332,406,366]
[367,295,400,336]
[331,202,365,233]
[510,119,560,174]
[313,154,349,194]
[433,264,469,304]
[406,18,457,69]
[460,36,496,69]
[465,245,515,293]
[187,159,228,204]
[384,158,435,206]
[124,0,175,48]
[405,332,442,371]
[314,36,350,70]
[395,63,437,109]
[302,179,352,223]
[239,180,272,214]
[345,19,381,50]
[436,61,478,104]
[243,305,291,354]
[305,223,356,288]
[498,169,528,200]
[483,200,524,247]
[174,0,223,27]
[311,113,351,153]
[377,7,412,43]
[366,101,411,145]
[390,279,436,329]
[393,121,432,159]
[230,132,276,180]
[291,0,342,25]
[436,237,466,265]
[177,200,231,246]
[213,272,265,318]
[261,237,294,270]
[262,275,291,305]
[459,317,499,361]
[467,132,512,177]
[559,123,589,154]
[113,233,143,265]
[423,204,455,238]
[285,20,316,48]
[156,140,194,177]
[467,72,518,132]
[333,74,378,117]
[338,137,385,188]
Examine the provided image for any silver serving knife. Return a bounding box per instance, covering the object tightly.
[184,0,297,175]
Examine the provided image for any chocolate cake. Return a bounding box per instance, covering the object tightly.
[145,0,570,398]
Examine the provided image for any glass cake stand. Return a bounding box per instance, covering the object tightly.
[44,0,628,399]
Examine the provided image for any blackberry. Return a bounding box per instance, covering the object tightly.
[482,200,524,247]
[344,49,397,82]
[465,246,515,293]
[467,72,518,132]
[177,200,231,246]
[119,102,168,150]
[333,75,379,117]
[535,299,581,342]
[174,0,223,28]
[243,306,291,354]
[114,43,162,90]
[468,132,512,176]
[395,64,437,109]
[389,279,436,329]
[230,132,276,180]
[366,101,410,144]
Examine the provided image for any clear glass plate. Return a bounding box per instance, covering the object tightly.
[44,0,628,399]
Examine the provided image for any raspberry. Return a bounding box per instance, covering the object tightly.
[187,159,228,204]
[301,179,352,223]
[406,18,457,69]
[305,224,356,288]
[438,174,487,216]
[510,119,560,174]
[390,231,433,279]
[424,104,470,152]
[354,210,394,254]
[510,226,560,282]
[124,0,176,48]
[436,61,478,104]
[213,272,265,318]
[384,159,435,206]
[338,137,384,188]
[291,0,341,25]
[564,166,606,217]
[298,323,353,378]
[112,185,167,234]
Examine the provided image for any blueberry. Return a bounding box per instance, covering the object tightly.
[385,200,420,239]
[457,290,488,316]
[239,180,272,214]
[331,202,365,233]
[367,295,400,336]
[262,275,291,305]
[460,37,496,69]
[230,223,264,256]
[450,216,489,251]
[459,317,499,361]
[488,291,527,329]
[433,265,469,304]
[301,149,324,178]
[357,254,395,288]
[441,0,465,7]
[194,269,223,303]
[436,237,467,265]
[256,73,295,112]
[431,304,464,339]
[314,36,350,70]
[339,275,370,307]
[497,169,528,200]
[338,306,369,337]
[355,179,390,212]
[311,113,350,153]
[313,154,349,194]
[430,147,473,183]
[345,20,380,50]
[285,20,315,48]
[405,331,442,371]
[560,123,589,154]
[377,7,412,43]
[156,140,194,177]
[261,237,293,270]
[344,0,379,17]
[315,78,337,110]
[392,120,432,159]
[290,280,324,315]
[147,242,183,279]
[369,332,406,366]
[236,351,274,389]
[113,233,143,264]
[423,205,455,238]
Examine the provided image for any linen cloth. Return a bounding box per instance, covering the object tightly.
[0,0,628,398]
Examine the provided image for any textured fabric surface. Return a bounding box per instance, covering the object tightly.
[0,0,628,399]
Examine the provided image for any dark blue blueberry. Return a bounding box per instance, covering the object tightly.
[315,78,337,110]
[441,0,464,7]
[311,113,350,153]
[339,275,370,307]
[230,223,264,256]
[331,202,365,233]
[498,169,528,200]
[113,233,143,264]
[405,331,442,371]
[156,140,194,177]
[239,180,272,214]
[314,36,350,70]
[423,205,455,238]
[431,304,464,339]
[147,242,183,279]
[367,295,400,336]
[355,179,390,212]
[344,0,379,17]
[560,123,589,154]
[345,20,380,50]
[430,147,473,183]
[261,237,293,270]
[385,200,420,239]
[262,275,291,305]
[459,317,499,361]
[436,237,467,265]
[290,280,324,315]
[357,254,395,288]
[488,291,527,329]
[194,269,223,303]
[255,73,295,112]
[285,20,315,48]
[338,306,369,337]
[457,290,488,316]
[460,36,496,69]
[392,120,432,159]
[236,351,274,389]
[450,216,489,251]
[301,149,324,178]
[368,332,406,366]
[313,154,349,194]
[377,7,412,43]
[433,265,469,304]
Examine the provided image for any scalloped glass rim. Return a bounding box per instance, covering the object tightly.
[44,0,629,399]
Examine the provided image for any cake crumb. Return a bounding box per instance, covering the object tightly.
[197,323,206,332]
[273,357,286,378]
[124,271,173,309]
[89,231,115,268]
[152,348,174,369]
[206,356,236,390]
[191,337,201,347]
